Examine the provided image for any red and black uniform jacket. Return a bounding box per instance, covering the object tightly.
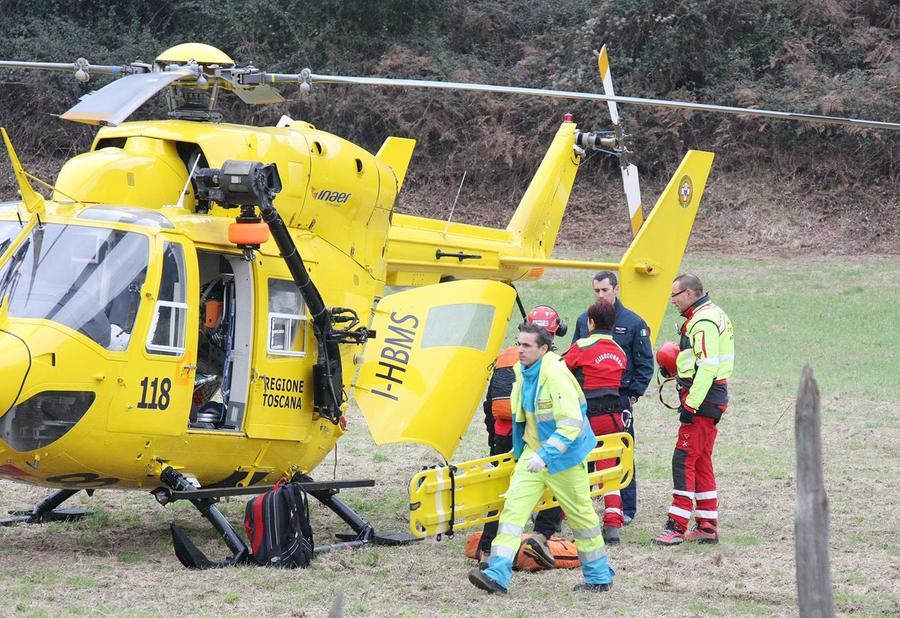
[562,331,627,417]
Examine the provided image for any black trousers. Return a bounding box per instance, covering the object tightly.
[479,432,563,553]
[620,394,637,520]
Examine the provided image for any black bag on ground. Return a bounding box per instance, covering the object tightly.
[244,479,314,567]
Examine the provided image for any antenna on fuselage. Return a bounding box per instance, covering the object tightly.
[174,153,202,210]
[443,170,467,237]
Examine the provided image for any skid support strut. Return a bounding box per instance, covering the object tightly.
[295,474,419,553]
[0,488,93,526]
[160,467,250,569]
[157,471,419,568]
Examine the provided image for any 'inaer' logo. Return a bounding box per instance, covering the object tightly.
[312,187,352,204]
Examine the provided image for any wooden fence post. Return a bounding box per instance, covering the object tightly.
[795,365,835,617]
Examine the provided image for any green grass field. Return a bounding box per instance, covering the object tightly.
[1,253,898,616]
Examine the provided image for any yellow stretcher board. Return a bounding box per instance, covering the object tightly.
[408,432,633,538]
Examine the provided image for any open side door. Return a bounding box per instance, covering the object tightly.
[354,280,515,460]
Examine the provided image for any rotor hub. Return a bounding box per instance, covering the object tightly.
[155,43,234,69]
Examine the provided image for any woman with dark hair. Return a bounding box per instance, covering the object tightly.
[563,299,628,545]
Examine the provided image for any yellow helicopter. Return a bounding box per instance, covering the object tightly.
[0,42,896,568]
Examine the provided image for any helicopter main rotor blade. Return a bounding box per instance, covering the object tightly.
[0,60,83,72]
[61,69,194,126]
[302,72,900,132]
[0,60,146,78]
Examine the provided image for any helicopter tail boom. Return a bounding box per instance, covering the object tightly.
[385,143,714,346]
[384,120,578,286]
[505,120,580,258]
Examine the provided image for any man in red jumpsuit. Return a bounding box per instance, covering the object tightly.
[653,273,735,546]
[563,300,628,545]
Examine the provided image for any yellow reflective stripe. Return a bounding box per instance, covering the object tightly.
[493,545,517,560]
[572,523,604,540]
[578,546,608,563]
[699,352,734,366]
[629,208,644,236]
[557,417,583,429]
[499,523,523,537]
[545,436,568,453]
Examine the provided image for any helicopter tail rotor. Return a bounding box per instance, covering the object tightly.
[597,45,644,236]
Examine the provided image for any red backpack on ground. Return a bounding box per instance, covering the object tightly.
[244,479,314,567]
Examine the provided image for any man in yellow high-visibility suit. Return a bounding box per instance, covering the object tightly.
[468,322,614,594]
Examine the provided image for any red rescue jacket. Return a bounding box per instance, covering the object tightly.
[563,331,627,415]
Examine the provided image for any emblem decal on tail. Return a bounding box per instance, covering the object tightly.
[678,175,694,208]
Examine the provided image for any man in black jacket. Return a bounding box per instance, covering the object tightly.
[572,271,654,524]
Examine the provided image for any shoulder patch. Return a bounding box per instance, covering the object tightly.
[614,326,627,334]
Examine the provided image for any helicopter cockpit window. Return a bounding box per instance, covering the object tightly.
[421,303,495,352]
[267,279,306,356]
[0,223,149,350]
[0,219,21,258]
[79,206,174,230]
[146,243,188,356]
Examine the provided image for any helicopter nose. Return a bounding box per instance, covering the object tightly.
[0,330,30,417]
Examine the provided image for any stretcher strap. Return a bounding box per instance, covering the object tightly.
[657,375,680,410]
[445,459,457,537]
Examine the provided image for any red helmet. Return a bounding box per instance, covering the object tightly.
[656,342,680,378]
[527,305,566,337]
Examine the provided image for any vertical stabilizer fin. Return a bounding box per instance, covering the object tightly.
[376,137,417,192]
[1,128,45,214]
[506,120,579,258]
[618,150,715,341]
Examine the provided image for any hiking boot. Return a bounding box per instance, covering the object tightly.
[651,518,685,546]
[602,525,621,545]
[573,582,612,592]
[468,568,508,594]
[522,532,555,569]
[685,524,719,544]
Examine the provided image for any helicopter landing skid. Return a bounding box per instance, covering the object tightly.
[295,474,420,554]
[159,466,251,569]
[158,469,419,568]
[0,488,94,527]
